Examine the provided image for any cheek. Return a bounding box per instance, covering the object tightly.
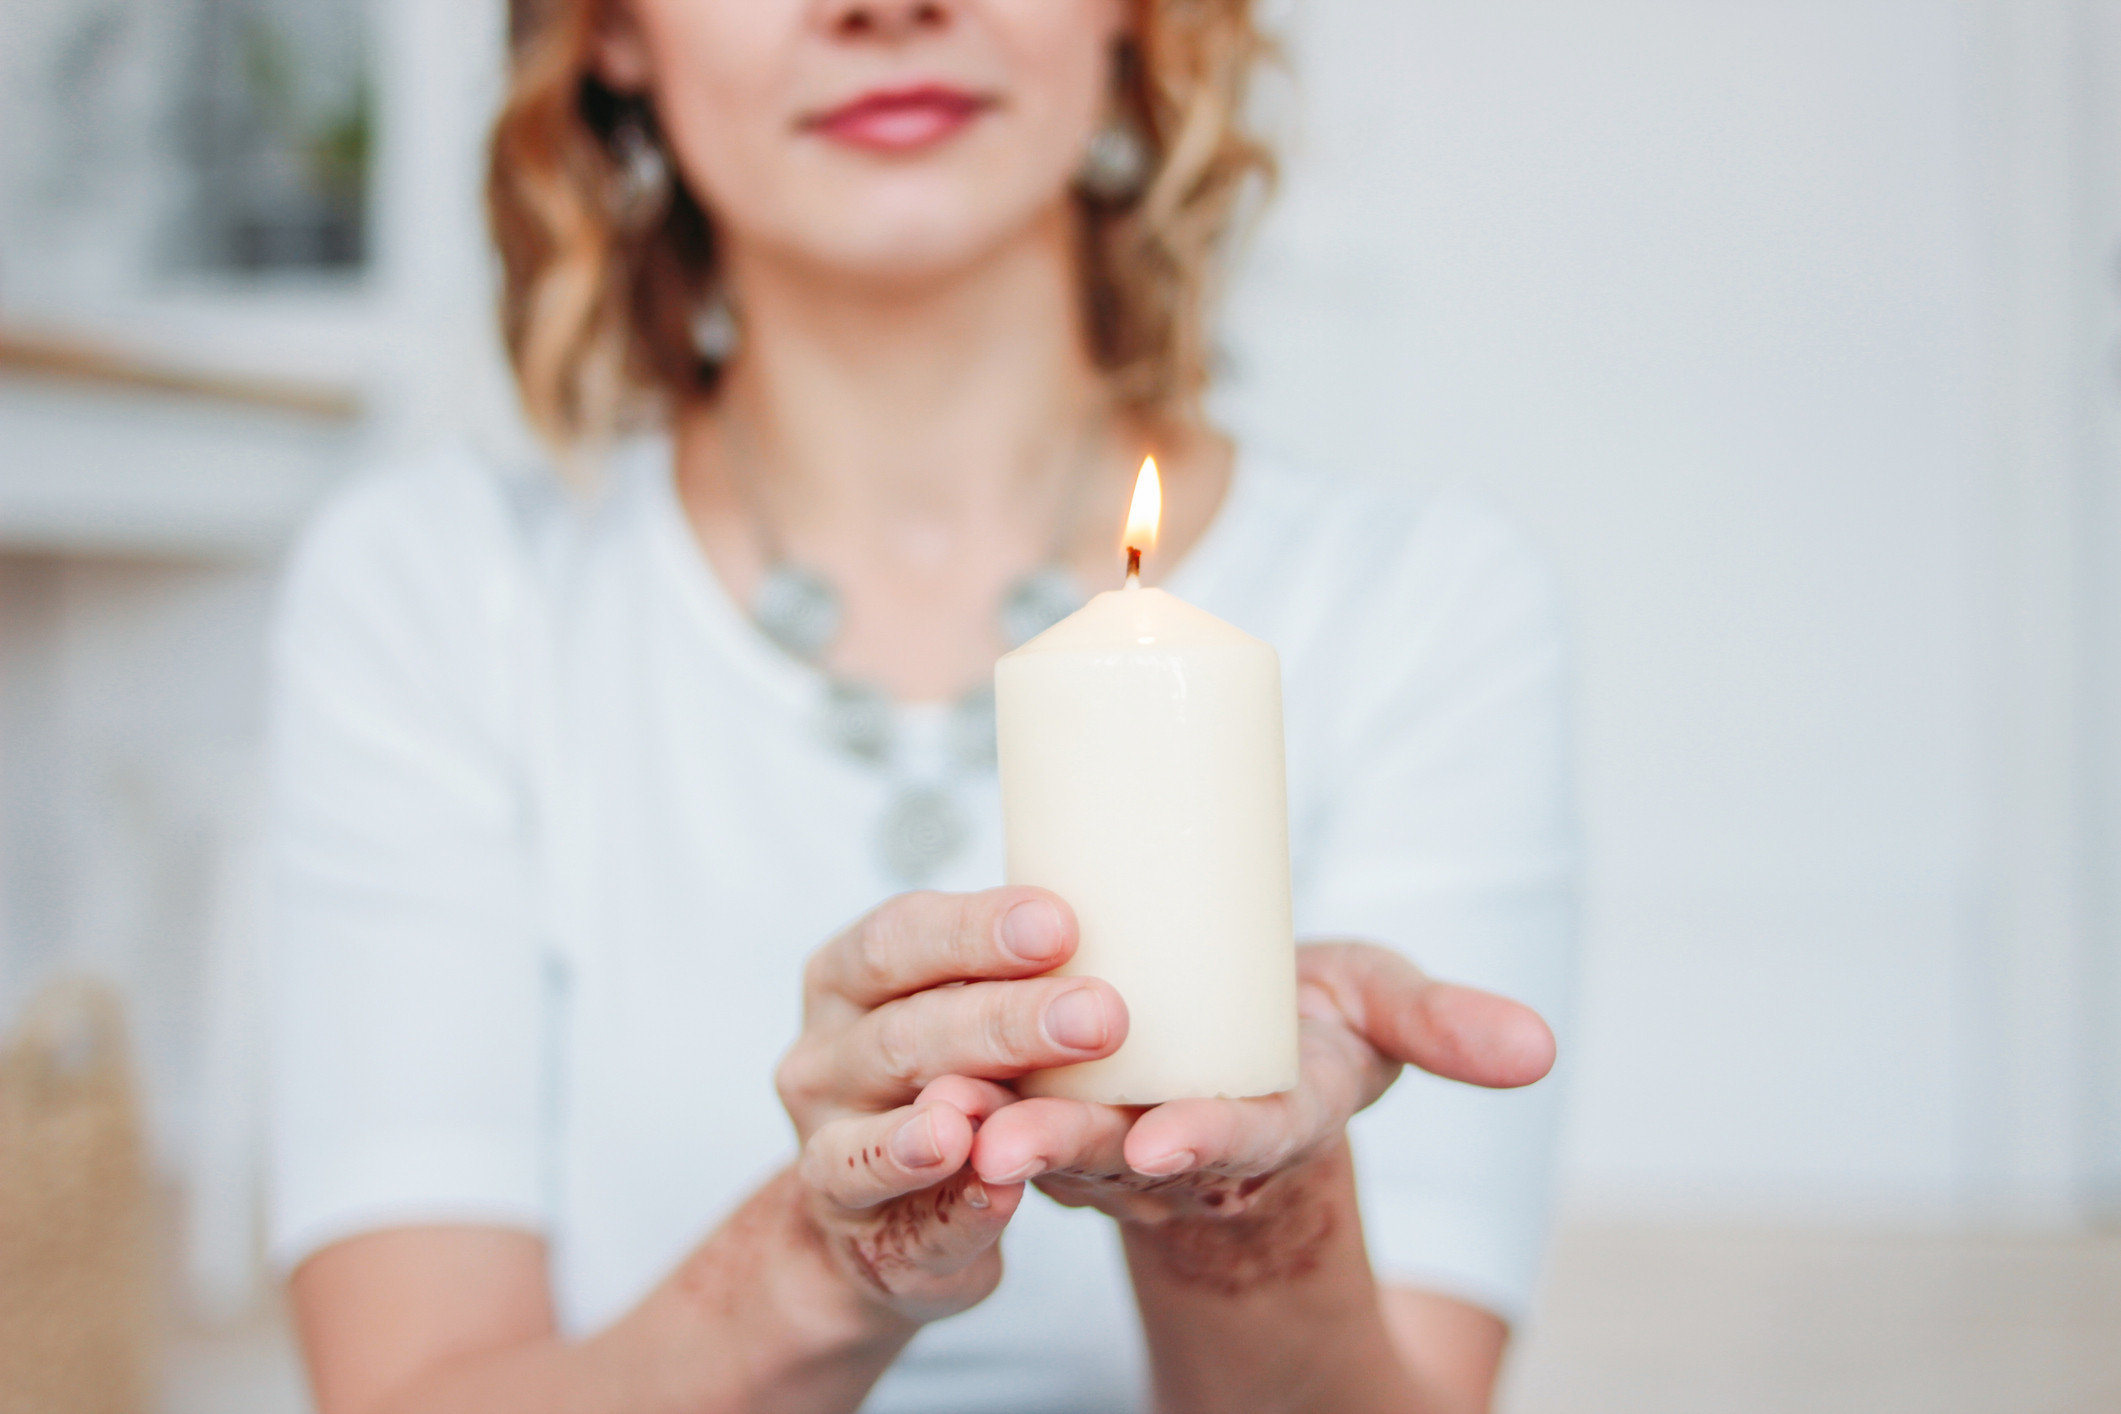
[635,0,799,221]
[937,4,1112,232]
[993,0,1123,147]
[1008,41,1110,177]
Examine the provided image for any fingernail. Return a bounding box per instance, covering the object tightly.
[1043,987,1109,1050]
[964,1179,990,1209]
[1134,1150,1197,1177]
[1002,900,1067,962]
[890,1111,943,1169]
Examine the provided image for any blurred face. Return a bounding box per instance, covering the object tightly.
[600,0,1128,283]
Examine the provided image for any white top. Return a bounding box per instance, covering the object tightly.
[265,439,1575,1414]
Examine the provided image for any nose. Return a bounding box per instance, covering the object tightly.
[826,0,953,41]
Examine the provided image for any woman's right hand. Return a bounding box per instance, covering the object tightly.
[774,887,1127,1325]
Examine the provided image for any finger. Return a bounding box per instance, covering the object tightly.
[917,1074,1020,1126]
[970,1097,1135,1186]
[1303,941,1556,1089]
[1122,1014,1383,1177]
[800,1076,1013,1210]
[803,1104,972,1210]
[827,975,1127,1107]
[1129,1090,1320,1178]
[808,888,1078,1010]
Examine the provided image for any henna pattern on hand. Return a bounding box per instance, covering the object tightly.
[842,1171,979,1296]
[676,1169,821,1319]
[1138,1199,1336,1296]
[1128,1157,1350,1297]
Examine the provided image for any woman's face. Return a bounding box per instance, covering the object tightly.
[603,0,1128,284]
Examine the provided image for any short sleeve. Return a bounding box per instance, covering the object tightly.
[1298,491,1576,1323]
[264,455,553,1270]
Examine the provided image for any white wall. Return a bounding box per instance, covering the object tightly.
[1217,0,2112,1220]
[2086,1,2121,1214]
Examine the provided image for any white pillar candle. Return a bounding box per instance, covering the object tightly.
[996,460,1299,1104]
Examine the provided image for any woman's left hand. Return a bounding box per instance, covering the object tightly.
[967,942,1556,1223]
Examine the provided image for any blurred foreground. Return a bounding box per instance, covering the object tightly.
[153,1224,2121,1414]
[1506,1225,2121,1414]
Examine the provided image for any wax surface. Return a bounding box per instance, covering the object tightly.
[996,585,1300,1104]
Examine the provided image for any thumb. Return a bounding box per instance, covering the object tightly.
[1303,942,1556,1090]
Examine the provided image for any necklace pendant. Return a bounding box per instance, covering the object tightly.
[878,786,967,884]
[745,553,1080,884]
[821,680,893,763]
[754,564,842,661]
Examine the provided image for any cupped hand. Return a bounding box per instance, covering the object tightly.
[968,942,1555,1224]
[774,887,1126,1323]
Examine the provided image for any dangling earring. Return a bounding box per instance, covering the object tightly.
[692,288,740,362]
[609,106,671,226]
[1076,110,1150,203]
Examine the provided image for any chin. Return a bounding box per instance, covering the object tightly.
[753,152,1077,289]
[841,212,1043,285]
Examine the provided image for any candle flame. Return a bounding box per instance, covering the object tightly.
[1124,456,1162,558]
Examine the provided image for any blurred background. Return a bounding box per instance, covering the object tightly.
[1,1,2116,1410]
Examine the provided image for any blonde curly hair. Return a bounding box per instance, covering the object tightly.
[488,0,1276,451]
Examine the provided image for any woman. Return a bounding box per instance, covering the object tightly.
[266,2,1574,1411]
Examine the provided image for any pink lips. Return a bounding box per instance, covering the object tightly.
[807,84,993,152]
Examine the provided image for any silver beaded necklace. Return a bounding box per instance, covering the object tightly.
[731,422,1098,883]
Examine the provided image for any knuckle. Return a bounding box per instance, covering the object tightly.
[775,1044,824,1111]
[979,984,1041,1065]
[797,1132,835,1189]
[872,1003,927,1092]
[802,1130,867,1207]
[853,925,896,993]
[858,895,932,990]
[945,893,995,972]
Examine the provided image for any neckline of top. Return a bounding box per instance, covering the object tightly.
[630,434,1265,713]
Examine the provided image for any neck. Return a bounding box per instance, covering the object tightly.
[709,202,1110,528]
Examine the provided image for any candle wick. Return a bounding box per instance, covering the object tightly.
[1126,546,1142,584]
